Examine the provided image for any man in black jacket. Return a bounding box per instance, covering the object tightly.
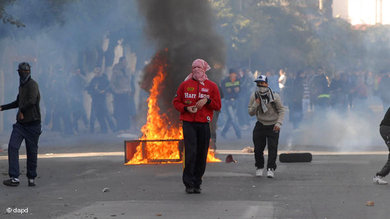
[373,107,390,185]
[0,62,42,187]
[86,67,115,133]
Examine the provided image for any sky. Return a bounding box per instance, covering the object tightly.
[348,0,390,25]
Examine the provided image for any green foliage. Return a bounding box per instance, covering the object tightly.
[211,0,390,74]
[211,0,316,70]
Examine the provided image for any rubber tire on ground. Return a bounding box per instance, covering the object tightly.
[279,153,312,163]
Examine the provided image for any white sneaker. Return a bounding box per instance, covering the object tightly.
[267,168,274,178]
[255,168,264,177]
[373,175,388,185]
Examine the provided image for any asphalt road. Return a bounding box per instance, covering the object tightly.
[1,148,390,219]
[0,112,388,219]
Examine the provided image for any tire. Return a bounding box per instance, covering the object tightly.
[279,153,312,163]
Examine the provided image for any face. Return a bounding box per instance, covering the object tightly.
[18,70,30,78]
[257,81,268,87]
[229,72,237,81]
[192,65,203,75]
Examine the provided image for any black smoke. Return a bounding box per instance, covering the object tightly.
[136,0,226,121]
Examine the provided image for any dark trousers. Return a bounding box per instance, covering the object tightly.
[72,100,88,132]
[52,107,72,134]
[253,121,279,170]
[8,122,42,179]
[182,121,210,188]
[90,98,115,133]
[113,93,131,131]
[377,125,390,177]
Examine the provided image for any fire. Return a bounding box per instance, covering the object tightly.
[126,65,220,165]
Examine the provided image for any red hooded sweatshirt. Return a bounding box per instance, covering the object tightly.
[173,78,221,123]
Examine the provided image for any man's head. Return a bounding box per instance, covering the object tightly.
[17,62,31,79]
[254,75,271,96]
[191,59,210,82]
[18,62,30,73]
[254,75,268,87]
[229,68,237,81]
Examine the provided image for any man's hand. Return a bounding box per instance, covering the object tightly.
[273,124,280,132]
[195,98,208,109]
[254,91,261,104]
[187,105,198,113]
[18,112,24,120]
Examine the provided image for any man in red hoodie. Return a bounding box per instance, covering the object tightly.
[173,59,221,194]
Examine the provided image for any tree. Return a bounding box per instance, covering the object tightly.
[211,0,315,71]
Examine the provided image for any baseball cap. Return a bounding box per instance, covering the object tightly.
[254,75,268,83]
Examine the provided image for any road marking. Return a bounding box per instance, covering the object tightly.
[216,150,389,155]
[0,152,124,160]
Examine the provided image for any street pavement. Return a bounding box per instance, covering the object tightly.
[1,142,390,218]
[0,123,389,219]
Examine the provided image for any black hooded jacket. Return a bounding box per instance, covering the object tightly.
[381,107,390,127]
[1,78,41,124]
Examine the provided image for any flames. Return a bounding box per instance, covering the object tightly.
[126,64,220,165]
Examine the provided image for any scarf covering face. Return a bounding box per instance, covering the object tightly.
[256,86,275,113]
[19,72,31,85]
[185,59,210,84]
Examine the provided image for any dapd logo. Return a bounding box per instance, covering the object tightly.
[5,207,28,214]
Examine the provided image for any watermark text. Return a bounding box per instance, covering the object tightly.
[5,207,29,214]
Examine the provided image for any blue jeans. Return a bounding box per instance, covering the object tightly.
[221,100,241,138]
[8,122,42,179]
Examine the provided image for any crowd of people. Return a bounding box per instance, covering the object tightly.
[1,58,390,188]
[1,57,389,139]
[216,67,390,135]
[35,57,137,135]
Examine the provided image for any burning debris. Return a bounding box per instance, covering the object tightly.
[125,62,220,165]
[125,0,225,165]
[137,0,226,113]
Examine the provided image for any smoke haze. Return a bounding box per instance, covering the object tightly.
[0,1,387,152]
[136,0,226,118]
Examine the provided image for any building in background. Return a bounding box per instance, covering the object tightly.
[333,0,390,25]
